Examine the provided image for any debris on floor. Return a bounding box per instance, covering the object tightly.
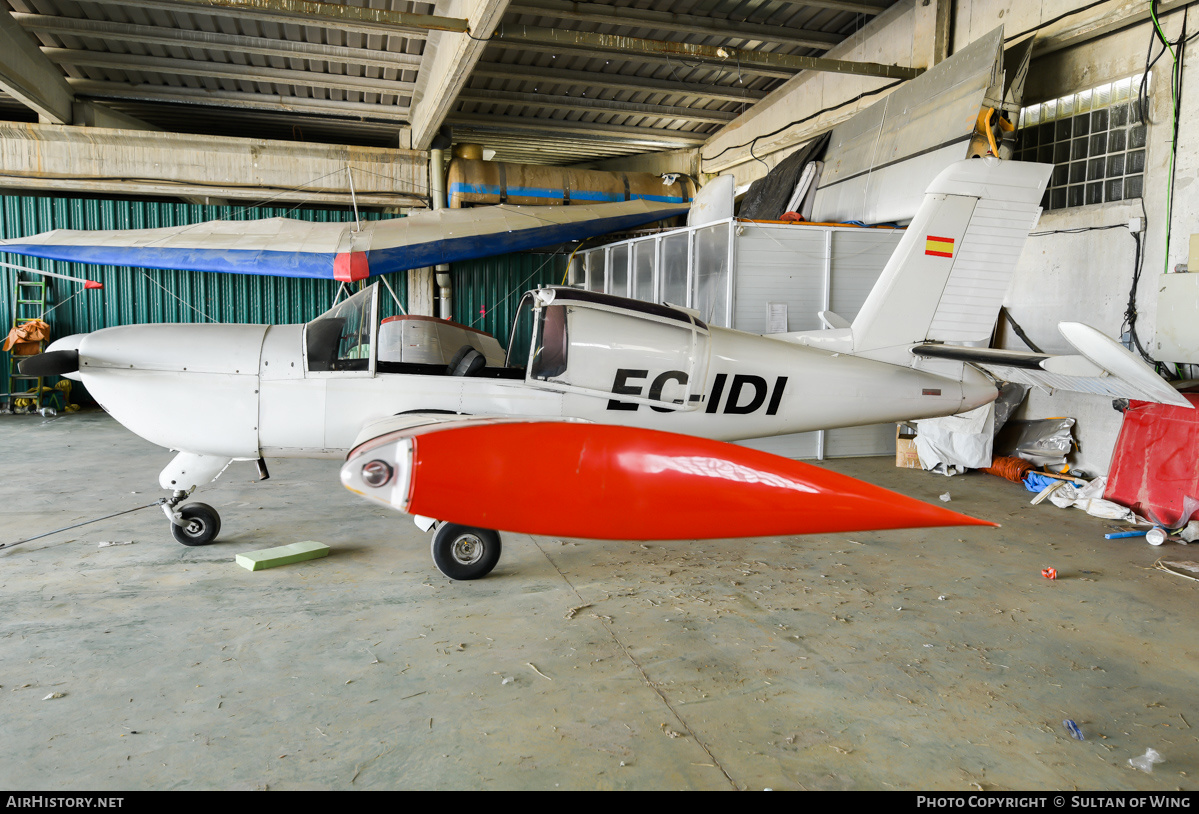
[526,663,553,681]
[1182,520,1199,543]
[1128,748,1165,773]
[1153,559,1199,582]
[1104,529,1149,540]
[1031,476,1138,521]
[235,541,329,571]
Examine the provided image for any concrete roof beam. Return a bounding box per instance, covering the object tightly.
[0,9,75,124]
[409,0,512,150]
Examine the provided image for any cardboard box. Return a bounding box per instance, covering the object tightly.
[896,423,921,469]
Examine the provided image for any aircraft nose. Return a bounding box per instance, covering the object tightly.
[46,333,87,354]
[341,436,415,512]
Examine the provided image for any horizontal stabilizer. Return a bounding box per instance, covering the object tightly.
[912,323,1193,408]
[0,199,688,281]
[913,343,1053,370]
[341,419,995,539]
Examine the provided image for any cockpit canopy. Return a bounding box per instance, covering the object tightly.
[304,283,504,375]
[301,284,710,407]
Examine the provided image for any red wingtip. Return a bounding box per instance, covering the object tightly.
[84,280,103,289]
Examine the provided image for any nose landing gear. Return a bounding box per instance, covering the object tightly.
[429,522,502,580]
[162,490,222,546]
[169,502,222,546]
[159,452,234,547]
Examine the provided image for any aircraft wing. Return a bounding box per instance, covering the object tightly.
[912,322,1193,408]
[340,414,993,539]
[0,199,688,281]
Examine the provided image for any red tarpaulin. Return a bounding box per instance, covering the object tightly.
[1105,391,1199,526]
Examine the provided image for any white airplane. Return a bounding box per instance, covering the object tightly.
[14,158,1189,579]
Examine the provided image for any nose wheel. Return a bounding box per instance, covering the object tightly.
[430,523,502,580]
[169,502,222,546]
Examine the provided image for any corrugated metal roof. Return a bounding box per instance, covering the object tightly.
[0,0,900,162]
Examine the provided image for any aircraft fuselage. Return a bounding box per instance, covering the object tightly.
[71,318,997,462]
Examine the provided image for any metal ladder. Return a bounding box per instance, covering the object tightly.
[3,272,49,412]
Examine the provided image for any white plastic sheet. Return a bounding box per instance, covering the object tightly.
[1045,476,1137,521]
[913,403,995,474]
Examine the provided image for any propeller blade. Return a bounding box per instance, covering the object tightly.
[17,350,79,377]
[341,421,995,540]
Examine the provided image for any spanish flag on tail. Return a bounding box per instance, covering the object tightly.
[925,235,955,258]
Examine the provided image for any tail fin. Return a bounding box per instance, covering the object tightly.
[849,158,1051,362]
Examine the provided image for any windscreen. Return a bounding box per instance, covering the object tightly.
[306,284,376,372]
[505,292,537,369]
[528,298,709,410]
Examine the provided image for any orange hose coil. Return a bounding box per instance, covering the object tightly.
[984,456,1035,483]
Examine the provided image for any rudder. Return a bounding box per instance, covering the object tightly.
[849,158,1051,362]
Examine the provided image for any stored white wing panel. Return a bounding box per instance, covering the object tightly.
[812,26,1005,225]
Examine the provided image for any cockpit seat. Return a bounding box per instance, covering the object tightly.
[448,346,486,377]
[305,316,346,371]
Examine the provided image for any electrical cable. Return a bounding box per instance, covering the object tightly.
[1001,309,1044,354]
[1029,224,1127,236]
[1172,12,1188,384]
[1003,0,1114,44]
[1151,1,1184,278]
[1114,7,1193,379]
[1143,3,1193,380]
[700,79,902,163]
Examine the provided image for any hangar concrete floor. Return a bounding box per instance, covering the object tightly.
[1,410,1195,791]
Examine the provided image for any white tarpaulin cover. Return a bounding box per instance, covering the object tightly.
[914,403,995,474]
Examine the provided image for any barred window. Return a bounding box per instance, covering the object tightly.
[1015,75,1148,211]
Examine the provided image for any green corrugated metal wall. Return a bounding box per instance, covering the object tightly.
[0,196,405,340]
[451,251,568,353]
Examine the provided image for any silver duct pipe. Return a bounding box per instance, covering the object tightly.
[430,147,452,320]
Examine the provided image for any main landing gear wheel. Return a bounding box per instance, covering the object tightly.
[430,523,502,580]
[170,502,222,546]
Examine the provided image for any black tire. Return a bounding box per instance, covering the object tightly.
[430,523,501,580]
[170,502,222,546]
